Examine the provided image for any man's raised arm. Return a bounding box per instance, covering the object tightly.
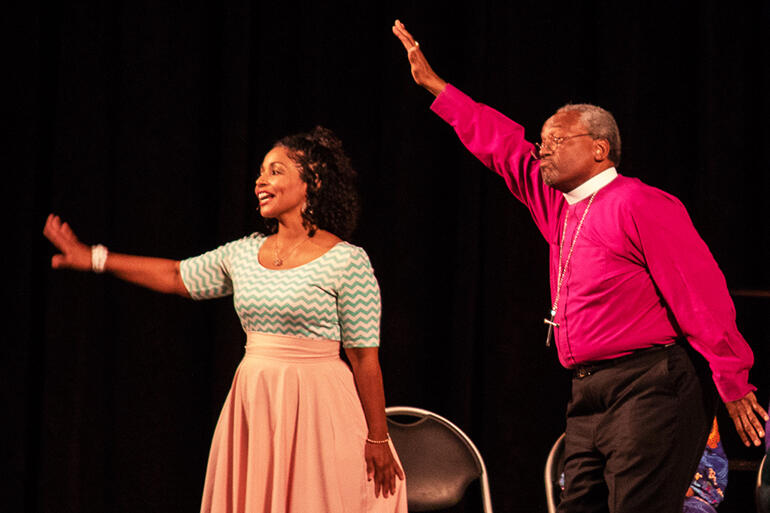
[391,20,447,97]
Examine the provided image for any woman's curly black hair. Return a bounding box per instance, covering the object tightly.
[260,126,360,240]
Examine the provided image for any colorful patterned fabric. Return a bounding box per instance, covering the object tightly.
[180,233,380,347]
[682,497,717,513]
[689,419,728,506]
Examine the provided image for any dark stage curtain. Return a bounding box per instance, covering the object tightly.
[9,1,769,512]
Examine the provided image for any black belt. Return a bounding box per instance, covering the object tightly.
[572,342,678,379]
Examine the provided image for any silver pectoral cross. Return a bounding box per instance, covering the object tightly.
[544,309,559,347]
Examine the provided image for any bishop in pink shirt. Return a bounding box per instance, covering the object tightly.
[393,20,767,513]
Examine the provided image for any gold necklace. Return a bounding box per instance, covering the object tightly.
[544,190,598,346]
[272,235,309,267]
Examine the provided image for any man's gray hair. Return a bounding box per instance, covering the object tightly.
[556,103,621,166]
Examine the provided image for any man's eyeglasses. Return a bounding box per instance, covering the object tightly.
[531,133,592,159]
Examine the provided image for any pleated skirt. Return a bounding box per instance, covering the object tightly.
[200,332,407,513]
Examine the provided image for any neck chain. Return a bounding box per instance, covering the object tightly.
[273,235,309,267]
[544,190,598,346]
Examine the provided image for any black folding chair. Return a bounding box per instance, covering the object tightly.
[386,406,493,512]
[544,433,566,513]
[758,451,769,513]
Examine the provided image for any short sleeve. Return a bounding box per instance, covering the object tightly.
[337,246,381,348]
[179,240,239,300]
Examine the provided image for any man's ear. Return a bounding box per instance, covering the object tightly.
[593,139,610,162]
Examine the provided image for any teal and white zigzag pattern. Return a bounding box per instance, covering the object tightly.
[180,233,380,348]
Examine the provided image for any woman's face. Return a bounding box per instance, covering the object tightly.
[255,146,308,220]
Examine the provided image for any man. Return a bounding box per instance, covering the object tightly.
[392,20,767,513]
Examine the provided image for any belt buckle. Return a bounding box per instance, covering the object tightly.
[575,367,591,379]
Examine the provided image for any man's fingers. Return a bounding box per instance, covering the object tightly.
[740,412,755,446]
[392,27,412,51]
[732,411,761,446]
[391,22,407,43]
[735,423,751,447]
[395,19,413,41]
[392,19,417,50]
[725,392,768,446]
[751,395,770,422]
[744,422,762,446]
[737,395,766,444]
[746,399,766,438]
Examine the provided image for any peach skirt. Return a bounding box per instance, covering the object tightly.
[200,332,407,513]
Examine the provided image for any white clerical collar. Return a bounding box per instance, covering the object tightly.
[563,167,618,205]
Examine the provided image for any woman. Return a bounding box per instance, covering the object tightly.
[43,126,407,513]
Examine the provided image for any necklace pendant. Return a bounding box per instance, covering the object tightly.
[543,310,559,347]
[271,235,309,268]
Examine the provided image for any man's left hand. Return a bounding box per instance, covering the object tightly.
[725,391,768,447]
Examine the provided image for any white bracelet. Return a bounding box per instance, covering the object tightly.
[91,244,108,273]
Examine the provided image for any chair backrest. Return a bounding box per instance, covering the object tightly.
[385,406,493,513]
[544,433,566,513]
[758,452,769,513]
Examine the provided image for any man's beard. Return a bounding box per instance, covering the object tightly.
[540,163,557,186]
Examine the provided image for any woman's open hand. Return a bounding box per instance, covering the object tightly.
[43,214,92,271]
[366,441,405,499]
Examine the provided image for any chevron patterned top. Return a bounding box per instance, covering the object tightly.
[179,233,381,347]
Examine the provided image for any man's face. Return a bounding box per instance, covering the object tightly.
[538,111,598,192]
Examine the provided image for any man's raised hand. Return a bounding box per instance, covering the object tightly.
[392,20,447,97]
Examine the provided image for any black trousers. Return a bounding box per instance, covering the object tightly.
[556,344,717,513]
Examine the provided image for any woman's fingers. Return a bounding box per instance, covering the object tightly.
[51,254,65,269]
[365,447,404,499]
[368,444,405,498]
[43,214,65,249]
[43,213,56,239]
[43,213,92,270]
[61,221,76,243]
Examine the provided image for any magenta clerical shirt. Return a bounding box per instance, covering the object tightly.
[431,84,755,402]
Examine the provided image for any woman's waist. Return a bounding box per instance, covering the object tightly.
[244,331,341,362]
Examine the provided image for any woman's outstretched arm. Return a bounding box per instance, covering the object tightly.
[43,213,190,297]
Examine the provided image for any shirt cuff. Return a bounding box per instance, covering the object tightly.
[430,83,474,124]
[713,368,756,403]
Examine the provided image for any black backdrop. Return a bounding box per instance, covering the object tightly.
[8,1,770,512]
